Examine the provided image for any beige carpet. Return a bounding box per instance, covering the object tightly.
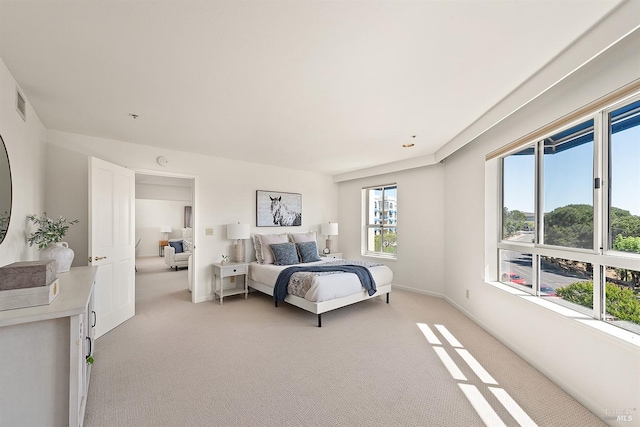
[84,256,605,427]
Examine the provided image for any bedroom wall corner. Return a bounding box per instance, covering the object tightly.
[337,164,445,295]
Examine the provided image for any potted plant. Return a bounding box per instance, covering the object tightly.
[27,213,79,273]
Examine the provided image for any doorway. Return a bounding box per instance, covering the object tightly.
[134,172,196,302]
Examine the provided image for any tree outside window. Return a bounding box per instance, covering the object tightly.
[364,184,397,257]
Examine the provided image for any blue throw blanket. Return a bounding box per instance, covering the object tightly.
[274,265,377,302]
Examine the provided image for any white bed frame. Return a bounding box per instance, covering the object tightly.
[247,278,392,327]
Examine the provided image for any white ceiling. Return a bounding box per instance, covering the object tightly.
[0,0,625,176]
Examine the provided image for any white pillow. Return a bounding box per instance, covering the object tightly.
[252,235,263,263]
[288,231,317,243]
[256,233,289,264]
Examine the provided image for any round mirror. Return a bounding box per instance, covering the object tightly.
[0,135,12,243]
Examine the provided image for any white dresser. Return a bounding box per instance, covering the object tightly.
[0,266,97,426]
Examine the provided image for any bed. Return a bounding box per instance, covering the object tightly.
[247,232,393,326]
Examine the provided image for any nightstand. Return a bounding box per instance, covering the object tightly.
[159,240,169,256]
[321,252,342,259]
[212,262,249,305]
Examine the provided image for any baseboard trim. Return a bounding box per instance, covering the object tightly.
[194,294,214,303]
[391,284,444,299]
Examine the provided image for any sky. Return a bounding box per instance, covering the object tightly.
[503,122,639,216]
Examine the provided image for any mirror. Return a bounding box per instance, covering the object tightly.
[0,134,12,243]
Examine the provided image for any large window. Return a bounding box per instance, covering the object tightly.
[609,99,640,253]
[364,184,397,257]
[542,120,594,249]
[498,95,640,335]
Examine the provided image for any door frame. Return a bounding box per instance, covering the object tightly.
[133,168,199,303]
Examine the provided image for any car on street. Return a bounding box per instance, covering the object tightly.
[502,273,526,285]
[540,286,557,296]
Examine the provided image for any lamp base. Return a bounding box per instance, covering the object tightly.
[325,238,333,254]
[234,241,245,263]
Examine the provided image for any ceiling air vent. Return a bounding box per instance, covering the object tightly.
[15,88,26,121]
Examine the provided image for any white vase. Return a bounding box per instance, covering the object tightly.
[41,242,75,273]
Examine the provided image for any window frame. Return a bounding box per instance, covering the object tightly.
[495,91,640,333]
[363,183,397,259]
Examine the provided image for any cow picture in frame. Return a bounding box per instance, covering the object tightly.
[256,190,302,227]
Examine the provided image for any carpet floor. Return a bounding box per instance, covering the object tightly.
[84,256,605,426]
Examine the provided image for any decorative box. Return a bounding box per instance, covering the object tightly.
[0,260,56,291]
[0,278,59,311]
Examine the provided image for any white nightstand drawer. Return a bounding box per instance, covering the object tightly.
[321,252,343,259]
[217,264,247,277]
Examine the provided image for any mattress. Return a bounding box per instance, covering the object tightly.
[249,259,393,303]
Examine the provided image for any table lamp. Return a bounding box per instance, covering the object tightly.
[160,225,172,240]
[321,222,339,254]
[227,223,250,262]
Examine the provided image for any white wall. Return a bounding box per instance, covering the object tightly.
[0,57,47,266]
[136,182,192,202]
[135,199,191,257]
[338,164,445,294]
[45,130,338,302]
[443,28,640,426]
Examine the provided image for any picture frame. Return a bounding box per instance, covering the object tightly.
[256,190,302,227]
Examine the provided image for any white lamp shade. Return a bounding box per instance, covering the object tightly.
[227,223,250,240]
[160,225,172,233]
[321,222,339,236]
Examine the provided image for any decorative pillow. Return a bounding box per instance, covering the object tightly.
[296,241,321,263]
[288,231,317,243]
[256,233,289,264]
[169,240,184,253]
[270,242,300,266]
[182,239,193,252]
[252,235,262,263]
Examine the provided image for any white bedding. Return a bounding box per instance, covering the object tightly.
[248,259,393,303]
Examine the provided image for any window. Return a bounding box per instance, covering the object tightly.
[364,184,397,257]
[609,99,640,253]
[499,250,533,294]
[502,145,534,240]
[497,94,640,335]
[542,120,594,249]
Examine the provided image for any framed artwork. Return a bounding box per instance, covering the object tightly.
[256,190,302,227]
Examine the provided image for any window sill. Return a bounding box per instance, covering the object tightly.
[362,252,397,261]
[486,280,640,349]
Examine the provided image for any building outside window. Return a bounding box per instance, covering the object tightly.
[364,184,397,257]
[498,95,640,335]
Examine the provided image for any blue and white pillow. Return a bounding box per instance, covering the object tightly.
[296,241,321,263]
[270,242,300,265]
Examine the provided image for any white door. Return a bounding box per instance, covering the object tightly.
[89,157,135,338]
